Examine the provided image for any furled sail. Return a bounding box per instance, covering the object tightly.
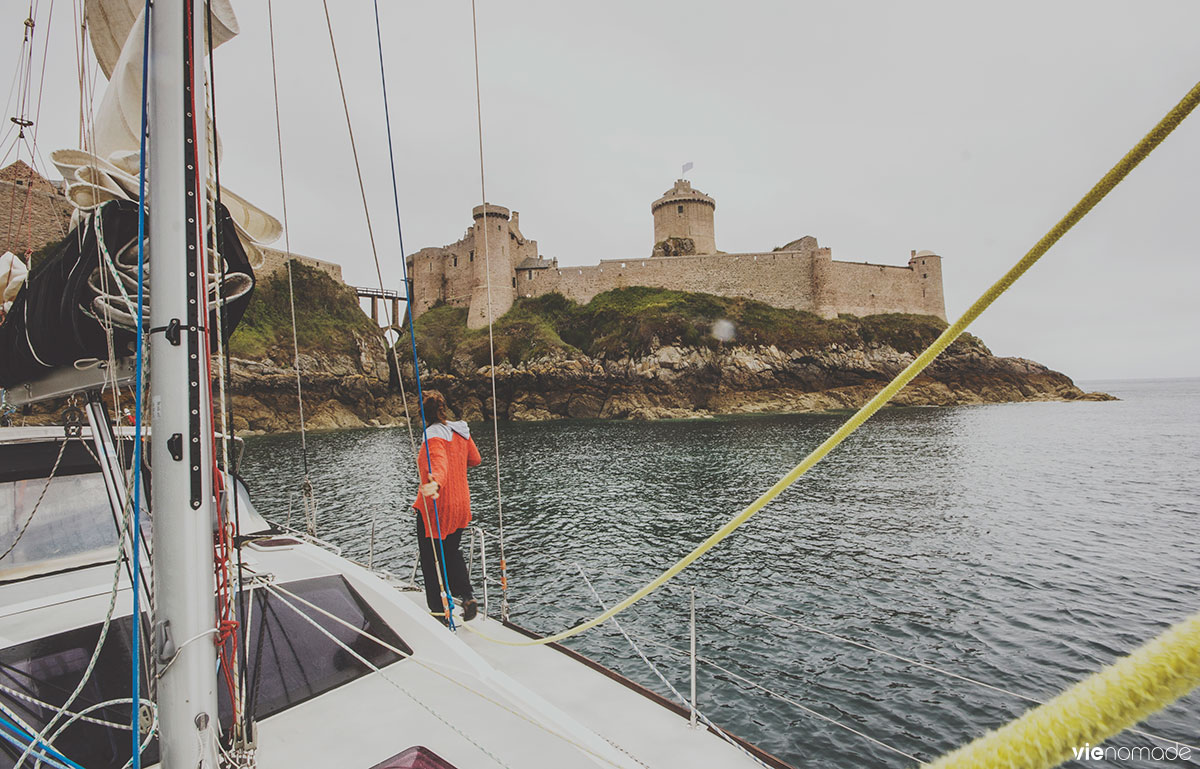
[0,0,278,387]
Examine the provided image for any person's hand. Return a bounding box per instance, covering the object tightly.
[420,480,440,499]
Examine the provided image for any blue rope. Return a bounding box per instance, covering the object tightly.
[130,0,152,765]
[0,714,87,769]
[371,0,457,630]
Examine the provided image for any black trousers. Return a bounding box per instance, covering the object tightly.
[416,515,474,612]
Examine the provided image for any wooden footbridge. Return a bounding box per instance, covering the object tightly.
[354,284,409,333]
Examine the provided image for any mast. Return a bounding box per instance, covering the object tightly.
[148,0,221,765]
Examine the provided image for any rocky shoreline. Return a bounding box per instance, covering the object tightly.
[10,340,1112,434]
[403,341,1113,423]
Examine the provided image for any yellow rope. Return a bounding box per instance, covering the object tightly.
[464,78,1200,650]
[923,611,1200,769]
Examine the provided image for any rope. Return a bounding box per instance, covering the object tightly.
[923,611,1200,769]
[0,681,131,731]
[264,0,314,540]
[204,0,251,750]
[466,77,1200,649]
[0,436,68,560]
[128,3,151,765]
[468,0,511,622]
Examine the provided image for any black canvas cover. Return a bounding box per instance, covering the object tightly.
[0,200,254,388]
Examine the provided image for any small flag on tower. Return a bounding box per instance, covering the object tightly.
[681,161,694,176]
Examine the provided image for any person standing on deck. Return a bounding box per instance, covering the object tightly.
[413,391,481,622]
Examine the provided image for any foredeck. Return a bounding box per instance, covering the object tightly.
[431,600,792,769]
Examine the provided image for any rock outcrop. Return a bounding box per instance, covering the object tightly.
[399,341,1113,422]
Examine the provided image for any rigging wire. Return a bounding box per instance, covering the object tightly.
[321,0,456,626]
[264,0,316,539]
[468,0,511,622]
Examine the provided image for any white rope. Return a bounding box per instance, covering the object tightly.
[0,682,130,731]
[16,554,126,769]
[0,436,68,560]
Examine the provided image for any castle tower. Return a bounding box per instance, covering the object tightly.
[467,203,515,330]
[650,179,716,255]
[909,249,946,321]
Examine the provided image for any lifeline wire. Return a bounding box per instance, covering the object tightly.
[468,77,1200,649]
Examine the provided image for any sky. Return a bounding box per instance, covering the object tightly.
[4,0,1199,381]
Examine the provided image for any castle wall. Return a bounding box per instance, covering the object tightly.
[824,256,945,320]
[259,247,344,283]
[524,250,821,312]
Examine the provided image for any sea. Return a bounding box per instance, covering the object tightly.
[240,378,1200,768]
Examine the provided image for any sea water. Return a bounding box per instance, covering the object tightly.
[241,378,1200,768]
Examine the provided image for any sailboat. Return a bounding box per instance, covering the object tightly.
[0,1,791,767]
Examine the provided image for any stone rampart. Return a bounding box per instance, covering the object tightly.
[259,246,344,283]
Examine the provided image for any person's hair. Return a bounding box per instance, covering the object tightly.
[421,391,448,426]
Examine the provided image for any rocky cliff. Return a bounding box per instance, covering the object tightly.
[224,261,405,434]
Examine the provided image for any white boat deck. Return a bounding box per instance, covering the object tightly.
[431,598,789,769]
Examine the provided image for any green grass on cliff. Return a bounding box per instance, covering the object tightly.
[401,287,989,369]
[229,261,379,360]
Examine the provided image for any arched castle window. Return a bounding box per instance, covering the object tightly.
[453,256,458,267]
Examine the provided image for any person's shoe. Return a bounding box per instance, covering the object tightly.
[462,599,478,622]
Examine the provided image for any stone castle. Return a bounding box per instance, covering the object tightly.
[407,179,946,329]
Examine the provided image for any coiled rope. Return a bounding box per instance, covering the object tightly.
[468,78,1200,650]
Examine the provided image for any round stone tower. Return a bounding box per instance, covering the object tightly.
[651,179,716,255]
[467,203,515,330]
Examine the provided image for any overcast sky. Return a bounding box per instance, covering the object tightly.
[6,1,1199,380]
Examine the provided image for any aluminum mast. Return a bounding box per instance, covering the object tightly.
[148,0,221,765]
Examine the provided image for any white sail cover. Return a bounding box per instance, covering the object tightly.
[54,0,277,262]
[0,252,29,315]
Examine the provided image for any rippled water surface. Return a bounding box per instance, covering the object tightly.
[241,379,1200,768]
